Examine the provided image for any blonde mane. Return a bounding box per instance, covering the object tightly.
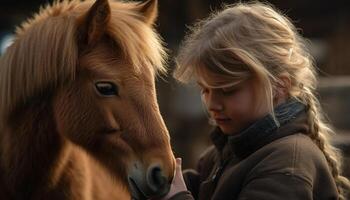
[0,0,167,121]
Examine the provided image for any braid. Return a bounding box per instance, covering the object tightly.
[300,86,350,200]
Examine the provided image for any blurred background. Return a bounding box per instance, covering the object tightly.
[0,0,349,179]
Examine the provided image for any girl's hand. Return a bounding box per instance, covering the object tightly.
[160,158,187,199]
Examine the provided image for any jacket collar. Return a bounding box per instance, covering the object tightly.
[210,98,309,160]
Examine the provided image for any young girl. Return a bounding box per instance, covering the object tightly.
[163,2,350,200]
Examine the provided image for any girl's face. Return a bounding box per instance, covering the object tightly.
[199,78,269,135]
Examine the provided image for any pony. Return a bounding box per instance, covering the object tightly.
[0,0,175,199]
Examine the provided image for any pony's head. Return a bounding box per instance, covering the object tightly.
[0,0,175,198]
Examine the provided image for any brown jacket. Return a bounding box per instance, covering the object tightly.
[170,99,339,200]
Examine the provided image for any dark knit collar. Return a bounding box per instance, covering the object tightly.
[210,98,309,160]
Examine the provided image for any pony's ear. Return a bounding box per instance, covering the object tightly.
[78,0,111,48]
[135,0,158,25]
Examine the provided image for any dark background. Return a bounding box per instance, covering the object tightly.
[1,0,349,178]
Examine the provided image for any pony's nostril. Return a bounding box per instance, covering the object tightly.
[128,162,170,199]
[146,165,167,193]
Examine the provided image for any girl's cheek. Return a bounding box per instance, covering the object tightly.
[229,90,257,116]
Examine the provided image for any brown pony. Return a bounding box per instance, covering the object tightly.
[0,0,175,199]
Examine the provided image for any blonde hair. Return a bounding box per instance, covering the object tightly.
[0,0,167,121]
[174,2,350,199]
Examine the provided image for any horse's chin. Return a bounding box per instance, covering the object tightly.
[128,177,170,200]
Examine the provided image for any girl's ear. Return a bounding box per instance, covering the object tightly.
[273,74,291,104]
[135,0,158,25]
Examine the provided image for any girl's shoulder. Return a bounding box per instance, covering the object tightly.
[265,133,327,164]
[246,133,332,186]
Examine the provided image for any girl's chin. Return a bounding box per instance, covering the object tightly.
[218,126,237,135]
[218,123,248,135]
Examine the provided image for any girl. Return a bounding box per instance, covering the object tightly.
[163,2,350,200]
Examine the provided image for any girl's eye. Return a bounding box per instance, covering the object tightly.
[221,87,238,95]
[95,81,119,96]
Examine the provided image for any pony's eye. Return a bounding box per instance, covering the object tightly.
[95,82,119,96]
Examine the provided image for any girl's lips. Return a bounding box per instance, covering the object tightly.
[214,118,231,125]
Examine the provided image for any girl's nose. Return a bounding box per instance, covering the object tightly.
[206,92,224,112]
[208,103,223,112]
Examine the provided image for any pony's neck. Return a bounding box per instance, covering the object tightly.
[0,93,66,199]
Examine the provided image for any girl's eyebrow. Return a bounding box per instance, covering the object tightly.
[197,81,211,89]
[196,81,205,87]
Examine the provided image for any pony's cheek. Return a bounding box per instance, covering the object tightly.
[53,93,106,146]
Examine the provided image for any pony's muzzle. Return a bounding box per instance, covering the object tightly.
[128,161,170,200]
